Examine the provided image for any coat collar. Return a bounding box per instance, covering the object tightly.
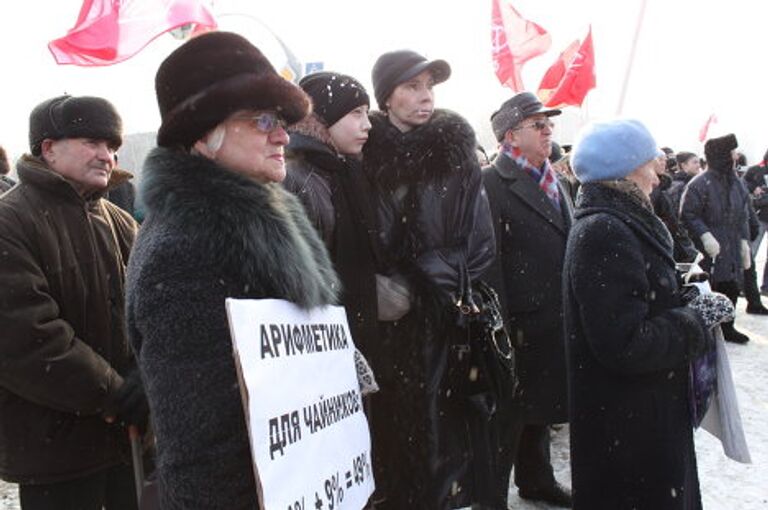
[491,153,570,234]
[16,154,133,204]
[576,181,674,264]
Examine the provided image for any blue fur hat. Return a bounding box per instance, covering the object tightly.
[571,119,663,183]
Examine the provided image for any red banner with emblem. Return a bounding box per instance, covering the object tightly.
[49,0,217,66]
[491,0,551,92]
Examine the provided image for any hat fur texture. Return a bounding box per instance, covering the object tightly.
[29,95,122,155]
[155,32,311,149]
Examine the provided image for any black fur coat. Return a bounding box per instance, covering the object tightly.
[126,148,338,509]
[361,110,496,509]
[364,109,495,302]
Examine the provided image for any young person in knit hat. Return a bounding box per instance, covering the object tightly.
[362,49,496,509]
[283,72,381,369]
[0,95,143,508]
[681,133,753,343]
[126,32,340,508]
[564,119,733,509]
[482,91,572,509]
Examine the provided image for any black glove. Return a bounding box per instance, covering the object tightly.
[679,284,701,305]
[110,369,150,431]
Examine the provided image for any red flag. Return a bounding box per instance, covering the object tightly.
[49,0,217,66]
[491,0,551,92]
[536,26,595,108]
[698,114,717,142]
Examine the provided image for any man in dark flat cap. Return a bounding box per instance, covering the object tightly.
[482,91,572,508]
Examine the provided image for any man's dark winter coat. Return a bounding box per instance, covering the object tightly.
[126,148,339,509]
[0,156,138,484]
[564,182,711,510]
[681,168,750,283]
[284,115,379,356]
[362,109,495,509]
[482,153,570,424]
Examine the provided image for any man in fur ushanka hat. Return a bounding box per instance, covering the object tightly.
[0,94,143,507]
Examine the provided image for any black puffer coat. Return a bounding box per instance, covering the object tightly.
[564,182,712,510]
[362,109,495,509]
[284,115,379,356]
[681,167,750,283]
[127,148,339,509]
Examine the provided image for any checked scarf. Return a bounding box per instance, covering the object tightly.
[502,143,561,211]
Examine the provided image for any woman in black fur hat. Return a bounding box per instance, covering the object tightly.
[126,32,339,509]
[363,50,496,509]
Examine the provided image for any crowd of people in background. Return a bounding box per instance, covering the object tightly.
[0,29,765,510]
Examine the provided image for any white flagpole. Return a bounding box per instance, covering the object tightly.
[616,0,649,115]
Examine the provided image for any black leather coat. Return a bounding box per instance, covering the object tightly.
[362,109,495,509]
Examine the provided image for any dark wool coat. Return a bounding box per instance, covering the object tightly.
[652,173,697,263]
[681,168,750,283]
[744,163,768,222]
[0,156,138,484]
[564,182,712,510]
[481,153,571,424]
[284,115,380,356]
[126,148,339,510]
[362,109,495,509]
[666,171,694,217]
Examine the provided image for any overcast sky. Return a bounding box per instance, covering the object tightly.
[1,0,766,164]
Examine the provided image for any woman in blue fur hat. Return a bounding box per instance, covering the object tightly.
[564,119,734,509]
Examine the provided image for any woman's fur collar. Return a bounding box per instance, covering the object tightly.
[141,147,339,308]
[289,113,337,151]
[363,108,479,189]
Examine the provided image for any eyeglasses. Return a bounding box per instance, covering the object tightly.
[515,119,555,132]
[231,112,287,133]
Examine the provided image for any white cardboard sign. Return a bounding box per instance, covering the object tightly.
[226,298,375,510]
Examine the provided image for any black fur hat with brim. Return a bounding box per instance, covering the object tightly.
[155,31,311,149]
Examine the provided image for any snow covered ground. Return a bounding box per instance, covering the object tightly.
[2,254,767,509]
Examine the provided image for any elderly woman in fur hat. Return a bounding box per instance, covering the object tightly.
[564,119,734,510]
[125,32,339,509]
[362,50,496,510]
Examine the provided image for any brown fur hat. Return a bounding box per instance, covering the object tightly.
[155,31,311,149]
[29,95,122,156]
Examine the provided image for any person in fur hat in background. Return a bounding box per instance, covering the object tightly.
[126,32,339,509]
[283,71,380,361]
[681,133,753,343]
[0,95,142,509]
[362,49,496,509]
[565,119,733,510]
